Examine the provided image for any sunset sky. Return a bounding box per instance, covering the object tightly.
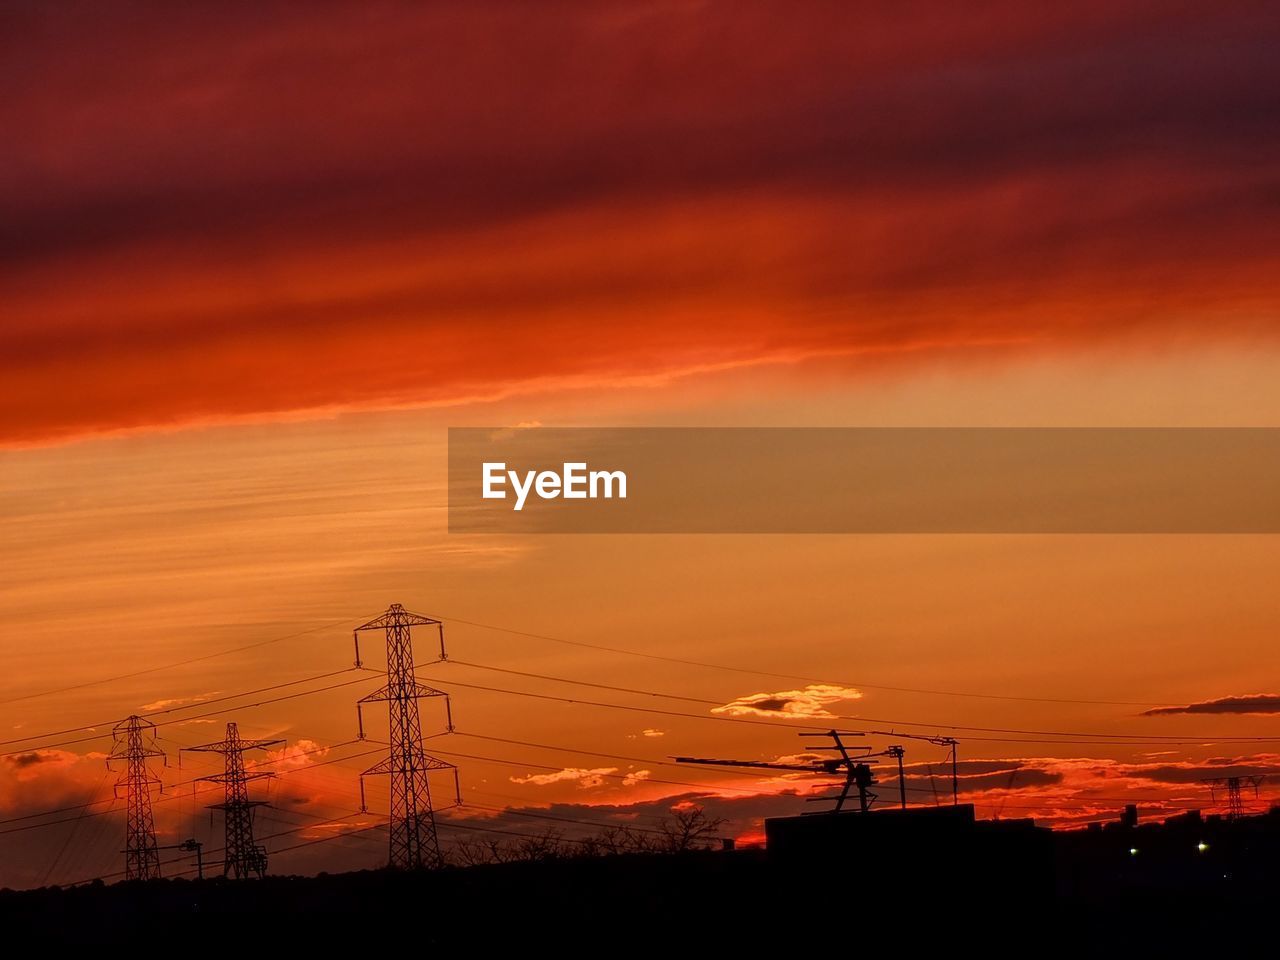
[2,1,1279,889]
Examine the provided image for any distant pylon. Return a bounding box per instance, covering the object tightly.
[184,722,283,878]
[352,603,459,870]
[107,715,165,881]
[1202,775,1265,820]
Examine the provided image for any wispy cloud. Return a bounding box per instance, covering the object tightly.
[510,767,618,789]
[712,684,861,720]
[261,739,329,771]
[140,692,218,712]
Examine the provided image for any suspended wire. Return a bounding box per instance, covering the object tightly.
[35,727,1247,888]
[457,729,771,776]
[3,617,1267,769]
[0,660,1266,851]
[64,779,405,885]
[462,785,678,828]
[66,811,380,885]
[425,666,1280,745]
[0,616,362,706]
[41,770,113,886]
[8,607,1275,888]
[432,746,810,797]
[429,612,1166,707]
[437,732,1247,817]
[454,800,722,841]
[0,667,372,757]
[0,739,374,837]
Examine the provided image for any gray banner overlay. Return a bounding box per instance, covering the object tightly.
[448,428,1280,533]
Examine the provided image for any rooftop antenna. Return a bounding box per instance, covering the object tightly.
[677,730,888,814]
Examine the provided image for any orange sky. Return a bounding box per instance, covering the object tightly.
[1,1,1279,888]
[4,1,1278,444]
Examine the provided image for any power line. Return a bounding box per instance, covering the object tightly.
[453,801,683,839]
[0,666,359,753]
[41,771,112,886]
[426,666,1280,744]
[0,738,361,829]
[425,674,830,731]
[433,816,623,848]
[0,667,368,758]
[430,612,1166,707]
[428,746,802,797]
[460,786,681,828]
[460,730,698,768]
[0,739,376,838]
[0,617,361,706]
[445,732,1252,816]
[66,811,380,886]
[56,764,411,887]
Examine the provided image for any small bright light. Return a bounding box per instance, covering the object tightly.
[1129,847,1139,856]
[1197,842,1209,852]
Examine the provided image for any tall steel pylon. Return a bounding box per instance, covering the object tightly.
[353,603,459,870]
[107,715,165,881]
[184,722,283,879]
[1202,775,1265,820]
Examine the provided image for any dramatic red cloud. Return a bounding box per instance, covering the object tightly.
[2,1,1278,443]
[504,752,1280,841]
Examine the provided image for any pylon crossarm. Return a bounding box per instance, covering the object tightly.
[362,756,395,777]
[359,681,450,703]
[197,771,275,786]
[353,604,441,633]
[422,753,456,772]
[208,800,270,812]
[361,753,456,777]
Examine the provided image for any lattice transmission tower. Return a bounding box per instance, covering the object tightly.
[107,715,165,881]
[184,722,283,878]
[1202,775,1265,820]
[352,603,459,870]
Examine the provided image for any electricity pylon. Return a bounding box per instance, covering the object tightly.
[352,603,459,870]
[1202,775,1265,820]
[184,722,283,878]
[107,715,165,881]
